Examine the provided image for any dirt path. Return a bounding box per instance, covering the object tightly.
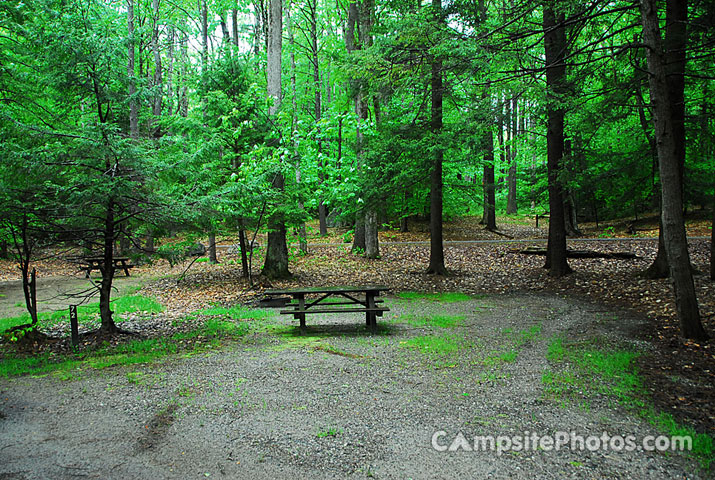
[0,294,702,479]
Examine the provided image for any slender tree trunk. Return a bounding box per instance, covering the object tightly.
[151,0,162,137]
[345,0,372,255]
[179,30,189,117]
[711,185,714,281]
[711,186,714,280]
[506,97,517,214]
[145,231,155,253]
[238,224,249,278]
[484,129,497,231]
[640,0,708,340]
[307,0,328,237]
[166,27,175,119]
[287,2,308,255]
[99,199,117,333]
[543,3,571,277]
[365,210,379,258]
[16,216,38,325]
[645,0,689,278]
[127,0,138,138]
[233,0,239,46]
[208,233,218,263]
[426,0,447,275]
[262,0,290,279]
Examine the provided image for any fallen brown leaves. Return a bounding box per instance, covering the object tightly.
[1,215,712,433]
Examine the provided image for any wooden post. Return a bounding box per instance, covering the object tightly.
[69,305,79,347]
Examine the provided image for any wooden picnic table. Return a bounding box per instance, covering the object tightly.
[265,285,390,332]
[79,256,134,278]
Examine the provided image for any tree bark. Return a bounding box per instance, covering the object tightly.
[127,0,138,138]
[645,0,689,278]
[287,1,308,255]
[640,0,708,340]
[506,97,517,214]
[304,0,328,237]
[345,0,375,256]
[711,186,714,281]
[543,3,571,277]
[262,0,290,279]
[99,199,117,333]
[208,233,218,263]
[426,0,447,275]
[150,0,162,137]
[365,209,379,258]
[484,129,497,231]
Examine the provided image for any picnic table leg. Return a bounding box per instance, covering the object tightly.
[366,291,377,332]
[122,261,131,276]
[297,294,306,333]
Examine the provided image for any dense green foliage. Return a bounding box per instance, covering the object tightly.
[1,0,713,267]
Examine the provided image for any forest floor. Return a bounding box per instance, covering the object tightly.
[0,294,710,479]
[0,213,713,477]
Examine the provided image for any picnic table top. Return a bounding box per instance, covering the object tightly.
[83,256,131,262]
[265,285,390,296]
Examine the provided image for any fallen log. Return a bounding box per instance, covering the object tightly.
[512,247,640,259]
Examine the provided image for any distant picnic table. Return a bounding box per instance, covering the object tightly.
[265,285,390,332]
[78,256,134,278]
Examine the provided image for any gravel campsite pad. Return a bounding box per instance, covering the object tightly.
[0,294,704,479]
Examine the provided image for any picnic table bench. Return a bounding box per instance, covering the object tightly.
[78,256,134,278]
[265,285,390,332]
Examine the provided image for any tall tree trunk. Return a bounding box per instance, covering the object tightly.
[711,184,715,281]
[233,0,239,46]
[640,0,708,340]
[262,0,290,279]
[179,30,189,117]
[506,97,518,214]
[99,199,117,333]
[426,0,447,275]
[307,0,328,236]
[127,0,138,138]
[365,210,379,258]
[563,138,581,236]
[543,3,571,277]
[208,233,218,263]
[345,0,373,255]
[287,1,308,255]
[238,224,250,278]
[166,26,175,119]
[484,129,497,231]
[145,231,155,253]
[201,0,208,68]
[645,0,689,278]
[151,0,162,137]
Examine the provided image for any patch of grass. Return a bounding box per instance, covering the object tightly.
[194,305,271,321]
[545,339,714,470]
[400,334,463,354]
[0,315,250,378]
[0,294,165,333]
[546,336,566,362]
[483,349,518,367]
[396,291,473,302]
[195,257,210,263]
[316,426,342,438]
[394,314,465,328]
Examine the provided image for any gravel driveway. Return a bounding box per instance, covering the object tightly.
[0,294,703,479]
